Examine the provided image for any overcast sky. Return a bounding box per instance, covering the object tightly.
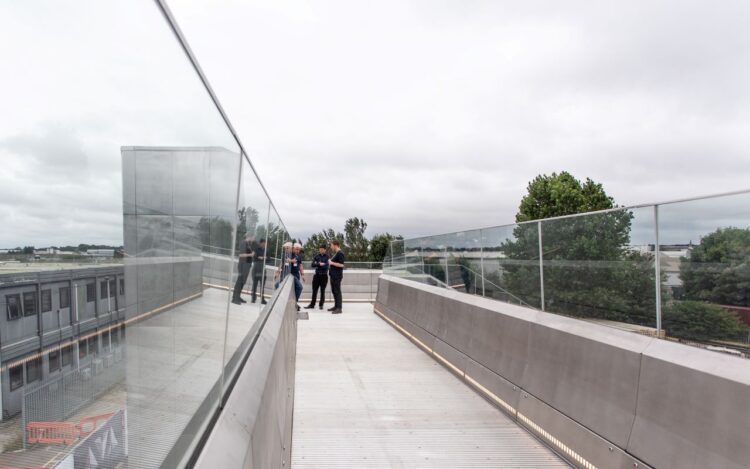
[1,0,749,247]
[168,0,750,239]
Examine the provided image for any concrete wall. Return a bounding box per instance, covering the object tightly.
[298,269,381,302]
[375,275,750,469]
[194,278,297,469]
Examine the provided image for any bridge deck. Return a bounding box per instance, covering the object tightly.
[292,303,568,468]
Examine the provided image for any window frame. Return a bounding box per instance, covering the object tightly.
[6,294,22,320]
[9,364,23,391]
[23,291,37,317]
[59,286,71,309]
[26,357,42,383]
[49,349,60,372]
[86,283,96,303]
[119,278,125,296]
[41,289,52,313]
[61,345,72,367]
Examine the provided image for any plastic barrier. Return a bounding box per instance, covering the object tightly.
[26,412,115,445]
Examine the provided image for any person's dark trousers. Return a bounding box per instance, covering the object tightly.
[309,273,328,307]
[233,263,251,299]
[251,273,266,302]
[330,276,343,309]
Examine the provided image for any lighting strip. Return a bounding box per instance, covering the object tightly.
[372,305,599,469]
[1,289,205,372]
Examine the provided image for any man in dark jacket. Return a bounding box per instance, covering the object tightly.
[251,238,268,305]
[232,233,255,305]
[305,244,329,310]
[328,240,345,314]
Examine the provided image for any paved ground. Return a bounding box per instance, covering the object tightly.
[292,303,568,468]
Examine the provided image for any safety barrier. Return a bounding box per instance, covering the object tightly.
[375,274,750,469]
[26,412,114,446]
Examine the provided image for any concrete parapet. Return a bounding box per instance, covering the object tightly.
[375,275,750,469]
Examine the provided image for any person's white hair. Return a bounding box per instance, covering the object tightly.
[293,242,302,249]
[282,241,293,248]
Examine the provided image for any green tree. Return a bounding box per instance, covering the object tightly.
[663,301,748,341]
[369,233,402,263]
[680,227,750,307]
[344,217,369,261]
[302,228,345,256]
[502,172,657,325]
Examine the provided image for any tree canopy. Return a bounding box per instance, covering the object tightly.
[680,227,750,307]
[302,218,402,263]
[500,172,656,325]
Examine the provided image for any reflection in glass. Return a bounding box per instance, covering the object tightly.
[659,194,750,348]
[540,207,657,329]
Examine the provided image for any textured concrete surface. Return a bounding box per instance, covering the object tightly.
[292,303,567,468]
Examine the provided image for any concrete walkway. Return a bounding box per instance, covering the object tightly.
[292,303,568,468]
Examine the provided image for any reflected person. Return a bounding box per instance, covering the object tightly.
[305,244,329,310]
[232,232,255,305]
[277,241,293,286]
[290,243,305,311]
[251,238,268,305]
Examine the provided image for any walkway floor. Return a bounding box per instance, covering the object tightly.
[292,303,568,468]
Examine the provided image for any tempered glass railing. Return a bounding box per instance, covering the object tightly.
[0,1,291,468]
[384,190,750,358]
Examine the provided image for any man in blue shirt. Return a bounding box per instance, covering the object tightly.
[328,240,345,314]
[305,244,329,310]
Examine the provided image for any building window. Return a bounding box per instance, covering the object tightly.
[49,350,60,372]
[23,291,37,316]
[41,289,52,313]
[100,280,108,300]
[79,339,88,359]
[109,279,116,298]
[6,294,21,320]
[10,365,23,391]
[61,345,72,367]
[59,287,70,309]
[88,335,98,356]
[86,283,96,303]
[102,330,110,351]
[119,278,125,296]
[26,357,41,383]
[112,329,120,346]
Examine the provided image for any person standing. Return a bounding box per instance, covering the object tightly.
[328,240,345,314]
[232,233,255,305]
[290,243,305,311]
[305,244,329,310]
[251,238,268,305]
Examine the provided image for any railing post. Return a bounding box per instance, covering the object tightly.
[443,247,450,288]
[654,205,663,335]
[538,221,545,311]
[480,231,486,297]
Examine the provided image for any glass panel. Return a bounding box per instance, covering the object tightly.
[659,193,750,354]
[223,158,272,377]
[0,1,281,466]
[444,230,482,295]
[481,224,542,308]
[540,207,657,330]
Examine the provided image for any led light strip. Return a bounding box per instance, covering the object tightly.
[2,289,204,372]
[372,305,599,469]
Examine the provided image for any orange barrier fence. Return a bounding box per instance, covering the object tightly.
[26,412,115,445]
